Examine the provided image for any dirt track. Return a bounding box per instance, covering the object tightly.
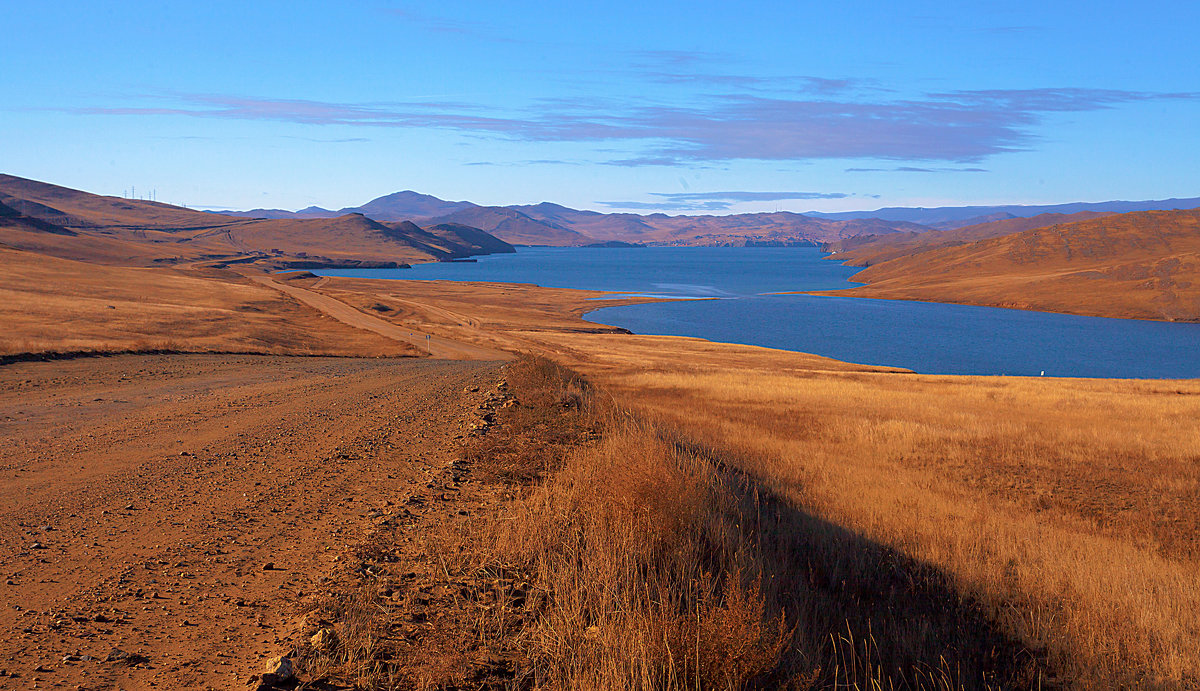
[251,274,510,361]
[0,354,503,690]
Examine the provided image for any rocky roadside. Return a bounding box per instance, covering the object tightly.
[246,376,533,691]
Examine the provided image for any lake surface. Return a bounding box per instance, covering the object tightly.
[318,247,1200,379]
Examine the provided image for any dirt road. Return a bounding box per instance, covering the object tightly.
[250,274,510,361]
[0,354,503,690]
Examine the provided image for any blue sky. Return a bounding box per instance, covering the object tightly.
[3,1,1198,214]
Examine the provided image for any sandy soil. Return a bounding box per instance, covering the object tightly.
[0,354,504,690]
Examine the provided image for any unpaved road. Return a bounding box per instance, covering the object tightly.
[251,274,510,361]
[0,354,503,690]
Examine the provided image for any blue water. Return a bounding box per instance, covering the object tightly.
[318,247,1200,379]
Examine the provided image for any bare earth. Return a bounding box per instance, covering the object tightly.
[250,274,509,361]
[0,354,503,690]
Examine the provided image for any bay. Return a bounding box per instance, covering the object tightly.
[317,246,1200,378]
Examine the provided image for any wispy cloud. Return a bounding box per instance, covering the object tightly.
[625,49,875,96]
[594,200,734,212]
[69,87,1197,166]
[281,135,370,143]
[652,191,850,202]
[846,166,988,173]
[464,159,581,166]
[597,190,854,212]
[382,7,515,42]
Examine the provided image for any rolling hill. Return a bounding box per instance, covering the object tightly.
[213,189,932,247]
[424,206,595,246]
[806,197,1200,229]
[506,204,930,246]
[825,209,1200,321]
[0,175,513,268]
[824,211,1115,267]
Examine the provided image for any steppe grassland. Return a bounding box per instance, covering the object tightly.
[604,365,1200,686]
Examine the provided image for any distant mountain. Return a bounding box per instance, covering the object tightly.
[487,204,928,246]
[213,188,1200,250]
[419,222,517,256]
[806,198,1200,229]
[0,174,513,268]
[826,208,1200,321]
[216,191,929,246]
[351,190,476,220]
[218,206,337,220]
[213,191,476,222]
[427,206,595,246]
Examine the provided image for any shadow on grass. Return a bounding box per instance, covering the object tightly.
[682,437,1051,690]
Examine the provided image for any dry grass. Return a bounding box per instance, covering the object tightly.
[288,277,1200,688]
[602,367,1200,688]
[271,274,1200,688]
[827,208,1200,321]
[0,247,418,358]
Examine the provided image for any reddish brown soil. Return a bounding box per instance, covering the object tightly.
[0,354,504,690]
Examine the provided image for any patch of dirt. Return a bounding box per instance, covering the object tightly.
[0,354,503,690]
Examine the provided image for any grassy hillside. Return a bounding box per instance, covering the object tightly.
[279,276,1200,689]
[826,211,1113,266]
[0,174,513,268]
[0,246,417,357]
[827,209,1200,321]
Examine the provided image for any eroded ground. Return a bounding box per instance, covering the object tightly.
[0,354,503,690]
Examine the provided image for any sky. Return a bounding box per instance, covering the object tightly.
[2,1,1198,214]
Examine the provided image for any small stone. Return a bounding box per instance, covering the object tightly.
[310,627,339,652]
[105,648,129,662]
[261,655,294,684]
[30,542,45,550]
[178,451,192,457]
[261,562,274,571]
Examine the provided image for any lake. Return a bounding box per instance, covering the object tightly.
[317,246,1200,379]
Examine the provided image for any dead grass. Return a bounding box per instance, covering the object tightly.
[0,247,419,358]
[603,367,1200,689]
[827,208,1200,321]
[272,275,1199,689]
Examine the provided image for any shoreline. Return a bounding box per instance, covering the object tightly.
[308,255,1200,380]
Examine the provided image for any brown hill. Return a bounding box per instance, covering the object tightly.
[0,174,232,230]
[827,209,1200,321]
[0,174,512,268]
[218,189,934,247]
[0,245,416,356]
[507,204,928,246]
[427,206,594,246]
[826,211,1115,266]
[420,222,517,256]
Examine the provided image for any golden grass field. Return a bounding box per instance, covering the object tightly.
[282,274,1200,688]
[826,209,1200,321]
[0,247,418,357]
[3,225,1198,687]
